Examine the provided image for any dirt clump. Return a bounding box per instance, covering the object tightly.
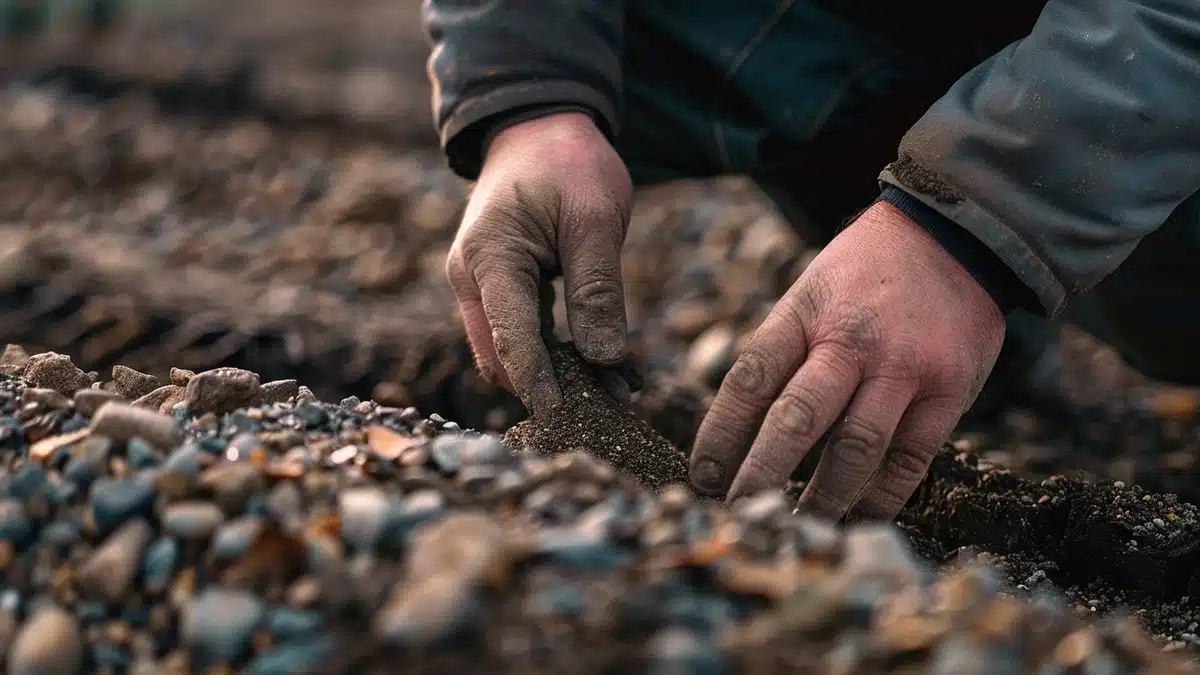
[504,343,691,491]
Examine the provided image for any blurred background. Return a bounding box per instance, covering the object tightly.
[0,0,1198,502]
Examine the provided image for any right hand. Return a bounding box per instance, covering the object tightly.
[446,112,634,413]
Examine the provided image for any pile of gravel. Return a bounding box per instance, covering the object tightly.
[0,345,1189,674]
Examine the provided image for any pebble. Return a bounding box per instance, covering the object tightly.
[131,385,185,413]
[182,589,265,667]
[184,367,262,415]
[164,502,225,540]
[21,353,91,396]
[259,379,299,404]
[110,365,160,400]
[72,388,121,417]
[90,401,180,450]
[0,342,1186,673]
[8,606,82,675]
[77,519,154,602]
[89,478,155,535]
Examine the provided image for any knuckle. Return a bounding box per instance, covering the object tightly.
[722,349,779,405]
[767,387,820,440]
[873,448,933,504]
[886,447,932,485]
[568,266,623,314]
[830,417,888,466]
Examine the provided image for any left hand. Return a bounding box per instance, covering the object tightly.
[688,201,1007,521]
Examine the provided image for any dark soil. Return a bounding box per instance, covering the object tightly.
[503,344,690,492]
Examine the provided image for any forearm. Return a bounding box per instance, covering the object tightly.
[880,0,1200,317]
[423,0,625,179]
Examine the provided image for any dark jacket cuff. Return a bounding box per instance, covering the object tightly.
[441,81,618,180]
[877,185,1033,315]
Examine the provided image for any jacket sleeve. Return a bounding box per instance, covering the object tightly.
[879,0,1200,318]
[422,0,625,179]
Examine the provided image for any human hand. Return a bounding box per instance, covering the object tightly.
[688,202,1006,521]
[445,112,634,413]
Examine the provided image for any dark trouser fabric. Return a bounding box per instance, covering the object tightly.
[615,0,1200,387]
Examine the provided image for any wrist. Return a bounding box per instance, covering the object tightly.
[487,111,605,160]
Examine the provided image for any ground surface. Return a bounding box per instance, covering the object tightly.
[1,1,1199,672]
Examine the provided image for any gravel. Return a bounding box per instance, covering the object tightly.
[0,348,1187,674]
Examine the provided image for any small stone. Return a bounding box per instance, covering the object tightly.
[339,488,393,552]
[73,388,121,417]
[111,365,160,400]
[734,491,789,524]
[131,385,185,413]
[77,519,154,603]
[648,627,726,675]
[0,344,30,376]
[212,516,264,561]
[8,606,82,675]
[199,464,265,515]
[182,589,265,667]
[293,404,328,428]
[22,352,91,396]
[430,436,464,474]
[20,388,69,409]
[169,368,195,386]
[184,368,261,416]
[259,380,299,405]
[246,635,334,675]
[842,524,925,582]
[90,478,156,534]
[1153,518,1167,529]
[90,402,180,450]
[0,500,34,547]
[141,537,180,593]
[164,502,225,540]
[295,386,318,406]
[29,428,90,463]
[374,574,479,647]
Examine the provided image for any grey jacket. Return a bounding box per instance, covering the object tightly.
[424,0,1200,318]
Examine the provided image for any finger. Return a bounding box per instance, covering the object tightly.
[595,368,632,406]
[474,260,562,413]
[689,302,810,496]
[726,345,860,501]
[795,377,916,521]
[446,251,512,390]
[845,395,961,522]
[562,216,628,365]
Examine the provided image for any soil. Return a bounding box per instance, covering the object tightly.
[503,343,690,492]
[1,1,1200,670]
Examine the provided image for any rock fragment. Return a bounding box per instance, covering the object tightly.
[90,402,180,449]
[8,606,82,675]
[22,352,91,396]
[131,385,186,414]
[259,379,299,404]
[77,519,154,603]
[111,365,161,400]
[184,367,261,415]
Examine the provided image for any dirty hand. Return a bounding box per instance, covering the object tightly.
[446,112,634,413]
[689,202,1006,521]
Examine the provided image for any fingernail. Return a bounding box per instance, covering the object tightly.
[579,328,626,365]
[691,458,726,494]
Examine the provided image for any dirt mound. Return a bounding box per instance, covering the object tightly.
[503,344,690,491]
